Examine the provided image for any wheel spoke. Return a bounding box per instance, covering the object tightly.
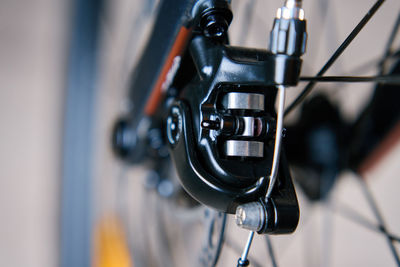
[331,201,400,243]
[354,173,400,266]
[238,231,255,266]
[285,0,386,116]
[321,194,334,267]
[300,75,400,84]
[265,236,279,267]
[379,11,400,75]
[224,237,263,267]
[237,0,256,46]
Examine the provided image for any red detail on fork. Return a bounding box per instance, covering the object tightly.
[144,26,193,116]
[358,121,400,175]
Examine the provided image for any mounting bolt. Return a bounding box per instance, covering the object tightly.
[201,11,230,38]
[194,0,233,39]
[235,201,266,232]
[167,106,183,145]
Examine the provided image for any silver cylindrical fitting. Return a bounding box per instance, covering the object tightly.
[284,0,302,8]
[235,201,266,232]
[270,0,307,57]
[277,0,304,20]
[225,140,264,158]
[222,92,265,111]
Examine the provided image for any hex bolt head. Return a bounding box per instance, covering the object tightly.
[202,13,229,38]
[198,2,233,39]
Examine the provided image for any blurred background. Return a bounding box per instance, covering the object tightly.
[0,0,399,266]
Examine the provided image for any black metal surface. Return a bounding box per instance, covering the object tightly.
[167,35,300,216]
[257,154,299,234]
[168,100,269,213]
[186,37,277,187]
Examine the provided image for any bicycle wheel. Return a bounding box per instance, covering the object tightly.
[226,0,400,266]
[93,0,400,266]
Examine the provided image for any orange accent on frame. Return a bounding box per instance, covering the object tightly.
[144,26,192,116]
[93,216,132,267]
[358,121,400,175]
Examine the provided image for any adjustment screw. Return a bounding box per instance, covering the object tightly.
[201,119,220,130]
[235,201,266,232]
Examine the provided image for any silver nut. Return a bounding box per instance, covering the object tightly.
[235,202,266,232]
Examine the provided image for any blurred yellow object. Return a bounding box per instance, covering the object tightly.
[93,216,133,267]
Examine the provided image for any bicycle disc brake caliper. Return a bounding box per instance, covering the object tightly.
[167,0,306,234]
